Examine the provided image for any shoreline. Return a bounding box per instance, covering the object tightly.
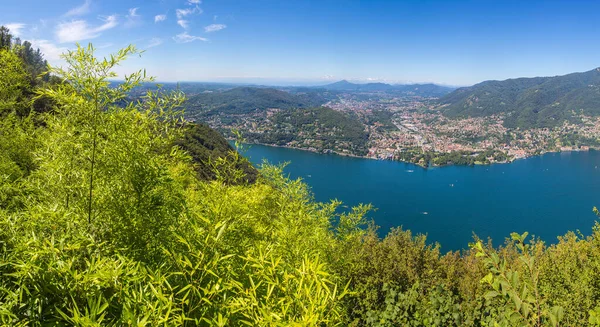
[234,140,600,168]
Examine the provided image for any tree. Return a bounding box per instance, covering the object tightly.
[14,40,49,83]
[0,26,12,50]
[34,44,188,260]
[0,49,29,113]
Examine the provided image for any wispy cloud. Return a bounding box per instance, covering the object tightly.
[176,7,202,19]
[56,15,118,43]
[30,39,69,61]
[147,38,163,48]
[154,14,166,23]
[188,0,201,4]
[5,23,26,36]
[125,7,141,27]
[204,24,226,33]
[177,20,189,29]
[173,31,207,43]
[129,7,139,17]
[64,0,92,17]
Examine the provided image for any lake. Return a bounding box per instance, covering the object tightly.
[240,144,600,251]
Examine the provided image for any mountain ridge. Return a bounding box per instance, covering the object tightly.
[321,80,455,96]
[440,67,600,128]
[185,86,326,116]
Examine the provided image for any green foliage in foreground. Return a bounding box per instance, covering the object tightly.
[1,43,600,326]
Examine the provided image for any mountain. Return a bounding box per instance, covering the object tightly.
[440,68,600,128]
[245,106,370,156]
[185,87,326,116]
[323,80,395,92]
[321,80,455,96]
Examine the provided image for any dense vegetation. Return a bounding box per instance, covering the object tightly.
[0,26,55,117]
[364,110,399,132]
[323,80,456,97]
[441,68,600,128]
[247,106,370,156]
[2,29,600,326]
[397,148,511,167]
[176,123,258,183]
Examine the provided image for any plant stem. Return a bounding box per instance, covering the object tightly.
[88,85,99,225]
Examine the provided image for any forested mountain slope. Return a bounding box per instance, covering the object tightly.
[176,122,258,183]
[185,86,326,116]
[246,106,370,155]
[441,68,600,128]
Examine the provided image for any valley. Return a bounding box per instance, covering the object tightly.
[182,74,600,167]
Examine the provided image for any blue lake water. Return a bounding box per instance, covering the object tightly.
[241,145,600,252]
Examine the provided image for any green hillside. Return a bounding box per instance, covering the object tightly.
[441,68,600,128]
[176,123,258,183]
[186,86,326,116]
[247,106,370,156]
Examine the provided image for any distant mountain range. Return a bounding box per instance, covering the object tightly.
[321,80,456,97]
[182,68,600,130]
[186,87,326,115]
[440,68,600,128]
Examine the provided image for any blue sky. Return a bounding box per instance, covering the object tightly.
[2,0,600,86]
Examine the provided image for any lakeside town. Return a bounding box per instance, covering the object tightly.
[197,94,600,167]
[330,96,600,165]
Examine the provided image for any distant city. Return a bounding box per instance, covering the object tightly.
[179,70,600,167]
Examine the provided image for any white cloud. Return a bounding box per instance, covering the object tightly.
[204,24,226,33]
[30,39,69,61]
[173,31,207,43]
[177,20,189,29]
[188,0,201,4]
[176,7,202,19]
[125,7,141,27]
[154,14,166,23]
[176,8,189,19]
[56,15,118,43]
[128,8,139,17]
[65,0,92,17]
[5,23,26,36]
[146,38,163,48]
